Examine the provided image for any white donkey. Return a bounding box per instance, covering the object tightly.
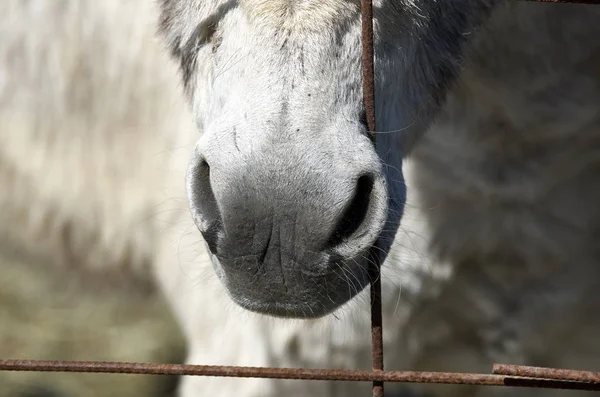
[1,1,600,397]
[158,0,600,396]
[0,1,422,396]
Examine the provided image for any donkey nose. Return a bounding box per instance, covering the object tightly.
[324,174,375,248]
[186,157,221,255]
[188,154,383,259]
[187,147,388,256]
[186,138,388,317]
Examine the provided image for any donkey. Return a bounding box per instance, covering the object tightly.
[0,2,425,396]
[2,1,599,397]
[158,0,600,396]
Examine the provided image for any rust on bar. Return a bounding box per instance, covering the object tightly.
[369,241,384,397]
[360,0,384,396]
[0,360,500,384]
[493,364,600,384]
[369,250,384,397]
[360,0,376,136]
[1,360,600,391]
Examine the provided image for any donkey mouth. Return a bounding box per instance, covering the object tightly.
[208,246,376,319]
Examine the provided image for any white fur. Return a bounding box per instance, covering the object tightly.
[0,0,195,279]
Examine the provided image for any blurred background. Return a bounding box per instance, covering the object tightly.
[0,1,192,396]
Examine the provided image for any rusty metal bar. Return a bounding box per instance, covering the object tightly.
[369,245,384,397]
[360,0,384,396]
[493,364,600,384]
[1,360,600,391]
[360,0,376,136]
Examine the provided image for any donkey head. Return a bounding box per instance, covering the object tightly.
[159,0,496,318]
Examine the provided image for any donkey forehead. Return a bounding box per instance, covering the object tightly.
[240,0,360,30]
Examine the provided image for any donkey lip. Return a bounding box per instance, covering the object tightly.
[230,296,341,319]
[210,246,376,319]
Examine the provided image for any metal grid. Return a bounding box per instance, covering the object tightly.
[2,0,600,395]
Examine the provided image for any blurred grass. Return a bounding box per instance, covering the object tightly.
[0,250,186,397]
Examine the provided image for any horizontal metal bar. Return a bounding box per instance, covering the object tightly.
[0,360,599,391]
[493,364,600,384]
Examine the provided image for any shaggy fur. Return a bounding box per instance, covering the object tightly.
[0,0,193,282]
[0,1,190,395]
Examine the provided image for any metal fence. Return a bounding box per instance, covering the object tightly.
[1,0,600,395]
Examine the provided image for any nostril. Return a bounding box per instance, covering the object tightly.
[326,174,374,248]
[201,221,220,255]
[189,158,222,254]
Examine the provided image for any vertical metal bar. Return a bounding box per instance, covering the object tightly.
[361,0,377,136]
[360,1,383,397]
[369,243,384,397]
